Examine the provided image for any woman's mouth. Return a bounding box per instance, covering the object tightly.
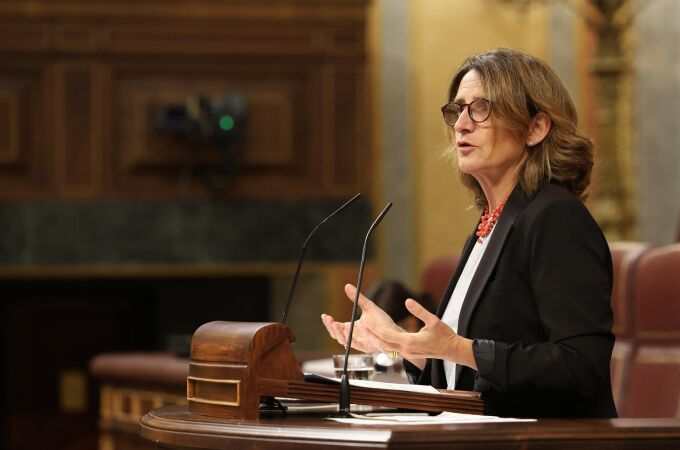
[457,142,476,155]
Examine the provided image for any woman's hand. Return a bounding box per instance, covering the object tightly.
[320,284,477,371]
[320,284,403,354]
[368,298,476,370]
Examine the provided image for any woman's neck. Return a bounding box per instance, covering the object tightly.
[479,176,516,211]
[476,156,526,211]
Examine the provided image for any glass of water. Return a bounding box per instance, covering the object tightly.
[332,354,375,380]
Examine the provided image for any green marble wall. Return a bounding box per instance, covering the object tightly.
[0,198,373,265]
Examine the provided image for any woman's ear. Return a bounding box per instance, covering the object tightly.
[526,112,551,147]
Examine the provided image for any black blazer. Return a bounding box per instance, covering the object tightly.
[408,182,617,418]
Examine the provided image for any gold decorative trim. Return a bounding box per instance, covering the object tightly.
[187,376,241,407]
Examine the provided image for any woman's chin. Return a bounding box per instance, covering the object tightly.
[457,160,478,175]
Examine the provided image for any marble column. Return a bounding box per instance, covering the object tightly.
[379,0,416,284]
[635,0,680,244]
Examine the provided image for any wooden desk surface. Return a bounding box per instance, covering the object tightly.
[141,405,680,450]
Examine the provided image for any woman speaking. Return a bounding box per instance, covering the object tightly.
[321,48,617,418]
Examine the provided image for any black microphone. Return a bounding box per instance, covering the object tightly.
[338,201,392,417]
[281,193,362,324]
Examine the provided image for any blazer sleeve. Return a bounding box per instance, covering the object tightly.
[479,198,614,397]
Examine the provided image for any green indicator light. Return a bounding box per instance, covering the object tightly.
[218,115,235,131]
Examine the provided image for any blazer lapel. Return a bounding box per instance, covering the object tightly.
[454,186,528,383]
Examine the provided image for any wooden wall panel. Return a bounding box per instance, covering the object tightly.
[109,64,322,197]
[54,24,99,52]
[0,65,51,197]
[0,90,19,163]
[243,91,294,166]
[54,63,103,197]
[0,22,49,52]
[333,68,364,188]
[105,23,324,56]
[0,0,371,200]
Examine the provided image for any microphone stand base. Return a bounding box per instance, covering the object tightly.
[334,407,352,418]
[259,396,287,416]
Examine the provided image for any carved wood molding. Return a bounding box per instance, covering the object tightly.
[0,0,369,22]
[0,1,368,57]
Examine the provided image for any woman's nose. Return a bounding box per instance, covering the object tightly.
[454,106,475,133]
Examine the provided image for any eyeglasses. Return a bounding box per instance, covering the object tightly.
[440,98,491,126]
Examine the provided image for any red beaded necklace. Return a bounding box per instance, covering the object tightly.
[476,201,506,243]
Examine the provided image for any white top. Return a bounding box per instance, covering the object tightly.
[441,226,496,389]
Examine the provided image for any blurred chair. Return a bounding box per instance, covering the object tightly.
[619,244,680,418]
[609,242,650,339]
[421,255,459,304]
[608,242,645,416]
[623,345,680,418]
[90,352,189,450]
[632,244,680,343]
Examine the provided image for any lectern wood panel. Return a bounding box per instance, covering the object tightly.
[188,321,484,421]
[188,321,304,420]
[141,407,680,450]
[258,378,484,415]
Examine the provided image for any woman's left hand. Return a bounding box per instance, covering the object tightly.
[366,298,477,370]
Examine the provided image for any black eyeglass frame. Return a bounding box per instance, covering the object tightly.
[440,98,492,126]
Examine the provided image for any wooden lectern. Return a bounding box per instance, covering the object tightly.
[141,321,680,450]
[186,321,483,420]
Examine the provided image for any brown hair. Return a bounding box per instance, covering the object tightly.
[445,48,593,209]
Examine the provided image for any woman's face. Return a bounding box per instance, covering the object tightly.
[453,70,526,186]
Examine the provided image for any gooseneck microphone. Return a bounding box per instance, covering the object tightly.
[281,193,362,324]
[338,202,392,417]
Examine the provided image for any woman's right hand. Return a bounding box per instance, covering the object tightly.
[321,283,404,354]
